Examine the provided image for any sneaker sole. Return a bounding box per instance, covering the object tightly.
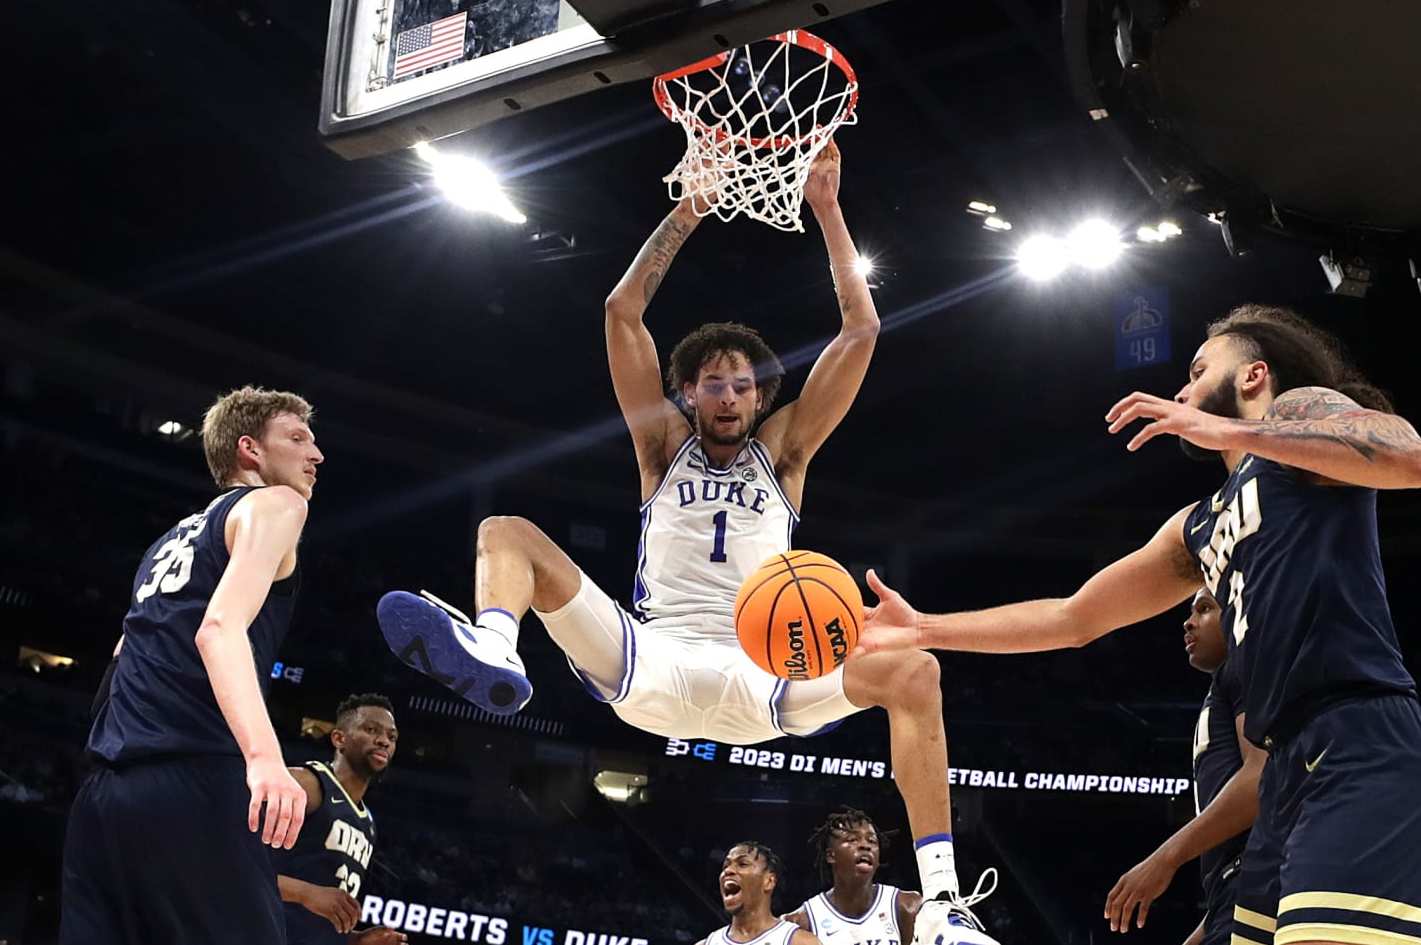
[376,591,532,715]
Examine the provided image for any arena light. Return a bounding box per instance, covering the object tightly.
[415,141,527,224]
[1067,218,1125,270]
[983,216,1013,232]
[157,420,185,436]
[1137,225,1165,243]
[1157,220,1182,238]
[593,770,648,805]
[853,255,875,278]
[967,200,998,215]
[1017,234,1070,282]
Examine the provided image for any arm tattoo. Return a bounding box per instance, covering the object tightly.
[640,214,695,304]
[1258,386,1420,464]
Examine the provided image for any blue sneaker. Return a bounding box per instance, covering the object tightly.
[377,590,532,715]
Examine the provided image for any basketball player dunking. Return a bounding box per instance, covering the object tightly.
[275,693,408,945]
[61,387,322,945]
[378,143,996,938]
[702,843,820,945]
[858,306,1421,945]
[1104,589,1263,945]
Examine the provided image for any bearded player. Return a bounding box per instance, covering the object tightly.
[378,143,995,937]
[859,306,1421,945]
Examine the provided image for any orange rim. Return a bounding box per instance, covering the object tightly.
[651,30,859,150]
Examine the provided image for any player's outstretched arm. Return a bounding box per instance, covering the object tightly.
[1107,386,1421,489]
[758,142,879,472]
[1104,712,1264,933]
[194,486,309,848]
[604,202,701,476]
[858,504,1201,654]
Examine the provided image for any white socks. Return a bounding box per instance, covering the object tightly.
[914,834,959,899]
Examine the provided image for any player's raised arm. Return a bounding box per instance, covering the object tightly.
[194,485,309,848]
[858,504,1202,654]
[1107,385,1421,489]
[758,142,880,472]
[604,200,703,478]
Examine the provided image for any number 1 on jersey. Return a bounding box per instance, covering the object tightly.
[710,510,728,563]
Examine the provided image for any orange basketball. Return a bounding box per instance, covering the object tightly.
[734,551,863,680]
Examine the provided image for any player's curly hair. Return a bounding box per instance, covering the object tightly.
[666,322,785,421]
[336,692,394,729]
[1206,305,1393,412]
[808,806,893,885]
[727,840,785,886]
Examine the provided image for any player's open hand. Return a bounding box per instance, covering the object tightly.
[1106,392,1236,453]
[1104,848,1179,932]
[302,884,361,934]
[803,139,842,212]
[854,569,923,656]
[247,756,307,849]
[353,926,409,945]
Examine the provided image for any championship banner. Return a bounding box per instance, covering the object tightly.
[664,739,1190,796]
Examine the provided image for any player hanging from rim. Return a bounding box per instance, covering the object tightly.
[702,842,819,945]
[786,808,920,945]
[1104,589,1264,945]
[275,693,407,945]
[376,142,997,939]
[857,305,1421,945]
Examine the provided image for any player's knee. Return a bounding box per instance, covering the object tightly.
[893,650,941,708]
[477,515,532,549]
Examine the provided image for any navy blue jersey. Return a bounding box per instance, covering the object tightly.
[88,487,300,764]
[1192,659,1245,890]
[274,761,376,945]
[1183,456,1414,746]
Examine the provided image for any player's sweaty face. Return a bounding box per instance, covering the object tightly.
[690,352,759,447]
[1184,590,1226,672]
[256,413,324,499]
[719,846,770,914]
[830,823,879,876]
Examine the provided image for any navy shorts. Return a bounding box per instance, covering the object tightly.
[1202,856,1242,945]
[60,755,285,945]
[1232,695,1421,945]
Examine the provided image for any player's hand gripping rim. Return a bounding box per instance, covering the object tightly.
[854,568,924,657]
[247,755,307,849]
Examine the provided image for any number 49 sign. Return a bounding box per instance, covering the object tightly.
[1114,288,1171,371]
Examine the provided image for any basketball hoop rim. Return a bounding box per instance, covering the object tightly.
[651,30,859,151]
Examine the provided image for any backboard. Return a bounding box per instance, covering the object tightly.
[319,0,895,159]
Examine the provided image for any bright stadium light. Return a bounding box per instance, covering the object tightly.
[853,255,875,278]
[414,141,527,224]
[1067,218,1124,270]
[1017,234,1070,282]
[1158,220,1182,238]
[1137,225,1165,243]
[157,420,184,436]
[983,216,1013,232]
[967,200,997,215]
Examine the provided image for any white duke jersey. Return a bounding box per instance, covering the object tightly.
[632,435,798,643]
[706,920,797,945]
[801,884,904,945]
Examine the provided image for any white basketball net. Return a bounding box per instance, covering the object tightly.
[654,31,858,233]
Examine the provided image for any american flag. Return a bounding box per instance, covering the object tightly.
[392,11,468,80]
